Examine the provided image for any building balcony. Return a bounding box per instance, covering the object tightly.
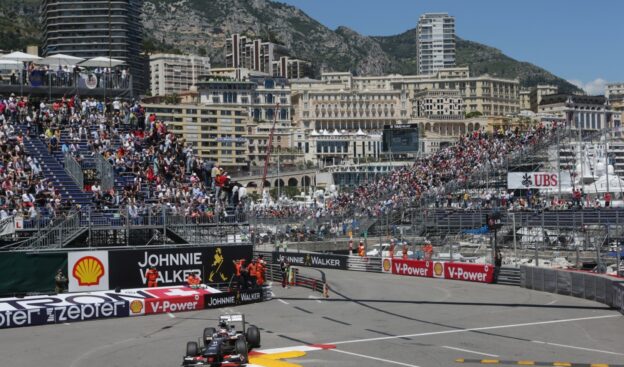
[0,70,132,96]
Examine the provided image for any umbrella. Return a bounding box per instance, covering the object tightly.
[0,60,24,70]
[38,53,84,67]
[80,57,125,68]
[0,51,42,62]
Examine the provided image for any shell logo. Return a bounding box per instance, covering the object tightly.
[433,262,444,277]
[72,256,105,286]
[129,300,143,314]
[382,258,391,272]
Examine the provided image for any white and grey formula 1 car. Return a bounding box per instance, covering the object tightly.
[182,314,261,367]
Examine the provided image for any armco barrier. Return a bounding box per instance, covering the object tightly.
[520,266,624,314]
[383,258,494,283]
[0,285,268,329]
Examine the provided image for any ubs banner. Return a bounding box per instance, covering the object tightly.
[273,252,348,270]
[109,245,253,289]
[507,172,571,189]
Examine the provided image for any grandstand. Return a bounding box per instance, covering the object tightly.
[0,93,622,274]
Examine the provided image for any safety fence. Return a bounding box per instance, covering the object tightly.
[520,266,624,314]
[264,263,325,293]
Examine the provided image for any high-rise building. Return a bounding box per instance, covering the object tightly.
[149,54,211,97]
[416,13,455,75]
[225,34,275,75]
[272,56,313,79]
[41,0,145,94]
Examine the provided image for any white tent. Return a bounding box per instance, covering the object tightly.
[0,60,24,70]
[79,57,124,68]
[38,54,84,67]
[0,51,41,62]
[584,174,624,194]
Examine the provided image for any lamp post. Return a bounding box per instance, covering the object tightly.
[604,98,611,196]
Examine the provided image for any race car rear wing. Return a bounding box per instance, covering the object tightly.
[219,314,246,332]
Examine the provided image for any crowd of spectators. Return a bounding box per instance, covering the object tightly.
[326,124,562,218]
[0,93,73,221]
[0,92,586,230]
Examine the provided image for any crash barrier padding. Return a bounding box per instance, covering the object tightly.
[0,285,268,329]
[0,252,67,296]
[272,251,348,270]
[0,245,253,296]
[520,266,624,314]
[382,258,495,283]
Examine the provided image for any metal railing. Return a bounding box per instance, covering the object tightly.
[95,154,114,191]
[19,210,84,250]
[0,70,132,90]
[64,153,84,189]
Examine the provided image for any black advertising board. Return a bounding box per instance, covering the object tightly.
[204,288,264,309]
[273,252,347,270]
[109,245,253,289]
[382,124,419,153]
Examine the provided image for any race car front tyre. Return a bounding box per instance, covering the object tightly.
[246,325,260,349]
[186,341,199,357]
[235,338,248,362]
[203,327,216,346]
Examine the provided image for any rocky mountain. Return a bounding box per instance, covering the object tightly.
[1,0,581,93]
[0,0,41,52]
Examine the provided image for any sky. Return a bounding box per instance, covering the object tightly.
[279,0,622,95]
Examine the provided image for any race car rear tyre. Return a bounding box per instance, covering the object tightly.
[203,327,216,346]
[246,325,261,349]
[186,341,199,357]
[235,338,248,362]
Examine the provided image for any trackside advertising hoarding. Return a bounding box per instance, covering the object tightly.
[273,252,347,270]
[109,245,253,289]
[386,258,494,283]
[0,285,265,329]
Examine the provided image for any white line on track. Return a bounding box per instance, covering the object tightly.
[308,295,322,304]
[441,346,499,357]
[547,300,557,305]
[63,323,71,326]
[167,313,175,318]
[531,340,624,356]
[277,299,290,305]
[331,348,421,367]
[328,314,619,345]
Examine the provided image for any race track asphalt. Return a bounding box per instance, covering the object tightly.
[1,268,622,367]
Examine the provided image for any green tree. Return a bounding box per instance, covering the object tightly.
[465,111,483,119]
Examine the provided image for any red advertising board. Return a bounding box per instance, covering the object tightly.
[144,287,216,314]
[444,262,494,283]
[387,259,494,283]
[390,259,432,277]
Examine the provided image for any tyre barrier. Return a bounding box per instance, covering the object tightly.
[0,285,267,329]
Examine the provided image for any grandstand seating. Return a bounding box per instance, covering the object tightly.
[22,136,91,207]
